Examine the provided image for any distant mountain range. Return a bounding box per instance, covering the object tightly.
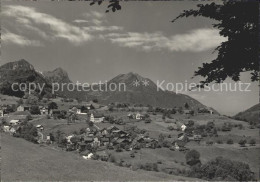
[233,103,259,125]
[0,59,216,111]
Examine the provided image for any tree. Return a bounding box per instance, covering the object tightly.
[90,1,259,86]
[17,98,23,105]
[92,99,98,103]
[238,139,247,147]
[249,139,256,146]
[185,149,201,166]
[184,102,189,109]
[30,105,41,115]
[172,1,259,86]
[226,139,234,144]
[190,156,255,181]
[48,102,58,110]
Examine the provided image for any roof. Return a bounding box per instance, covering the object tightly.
[107,125,119,131]
[9,120,20,124]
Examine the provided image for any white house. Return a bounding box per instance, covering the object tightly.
[0,109,4,117]
[17,105,30,112]
[3,125,10,132]
[9,120,20,125]
[181,124,187,131]
[90,113,104,123]
[136,113,141,120]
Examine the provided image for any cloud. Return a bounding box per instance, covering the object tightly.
[2,5,93,45]
[105,28,227,52]
[73,19,89,24]
[83,26,123,32]
[2,30,43,47]
[83,11,104,19]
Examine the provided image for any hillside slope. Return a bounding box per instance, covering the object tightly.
[233,103,259,125]
[1,134,196,181]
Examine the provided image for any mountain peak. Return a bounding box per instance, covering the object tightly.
[0,59,34,71]
[43,67,72,84]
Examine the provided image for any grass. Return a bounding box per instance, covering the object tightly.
[1,133,198,181]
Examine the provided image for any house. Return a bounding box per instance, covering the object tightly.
[85,104,95,110]
[183,109,193,115]
[176,122,187,131]
[136,113,141,120]
[100,137,110,146]
[107,125,119,133]
[66,135,75,144]
[9,119,21,126]
[3,125,10,132]
[69,105,88,115]
[111,130,128,137]
[90,113,104,123]
[36,125,44,131]
[9,125,20,134]
[49,109,61,116]
[17,105,31,112]
[39,106,48,115]
[0,108,4,117]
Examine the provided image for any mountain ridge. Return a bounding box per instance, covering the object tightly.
[0,59,218,113]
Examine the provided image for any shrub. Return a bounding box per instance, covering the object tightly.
[239,139,247,147]
[216,139,223,144]
[30,105,41,115]
[206,140,213,146]
[249,139,256,146]
[185,149,201,166]
[226,139,234,144]
[189,157,255,181]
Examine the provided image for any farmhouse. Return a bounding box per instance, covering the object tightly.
[183,109,193,115]
[17,105,31,112]
[90,113,104,123]
[39,106,48,115]
[69,105,88,115]
[107,125,119,133]
[9,126,20,134]
[36,125,44,131]
[9,119,21,126]
[176,122,187,131]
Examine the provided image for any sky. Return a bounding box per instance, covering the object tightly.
[1,1,258,116]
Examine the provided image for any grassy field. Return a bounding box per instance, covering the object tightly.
[1,133,198,181]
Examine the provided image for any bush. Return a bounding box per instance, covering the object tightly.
[226,139,234,144]
[216,139,223,144]
[249,139,256,146]
[185,149,201,166]
[30,105,41,115]
[238,139,247,147]
[15,121,38,143]
[206,140,213,146]
[189,157,255,181]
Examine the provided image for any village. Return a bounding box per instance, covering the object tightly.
[1,95,259,178]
